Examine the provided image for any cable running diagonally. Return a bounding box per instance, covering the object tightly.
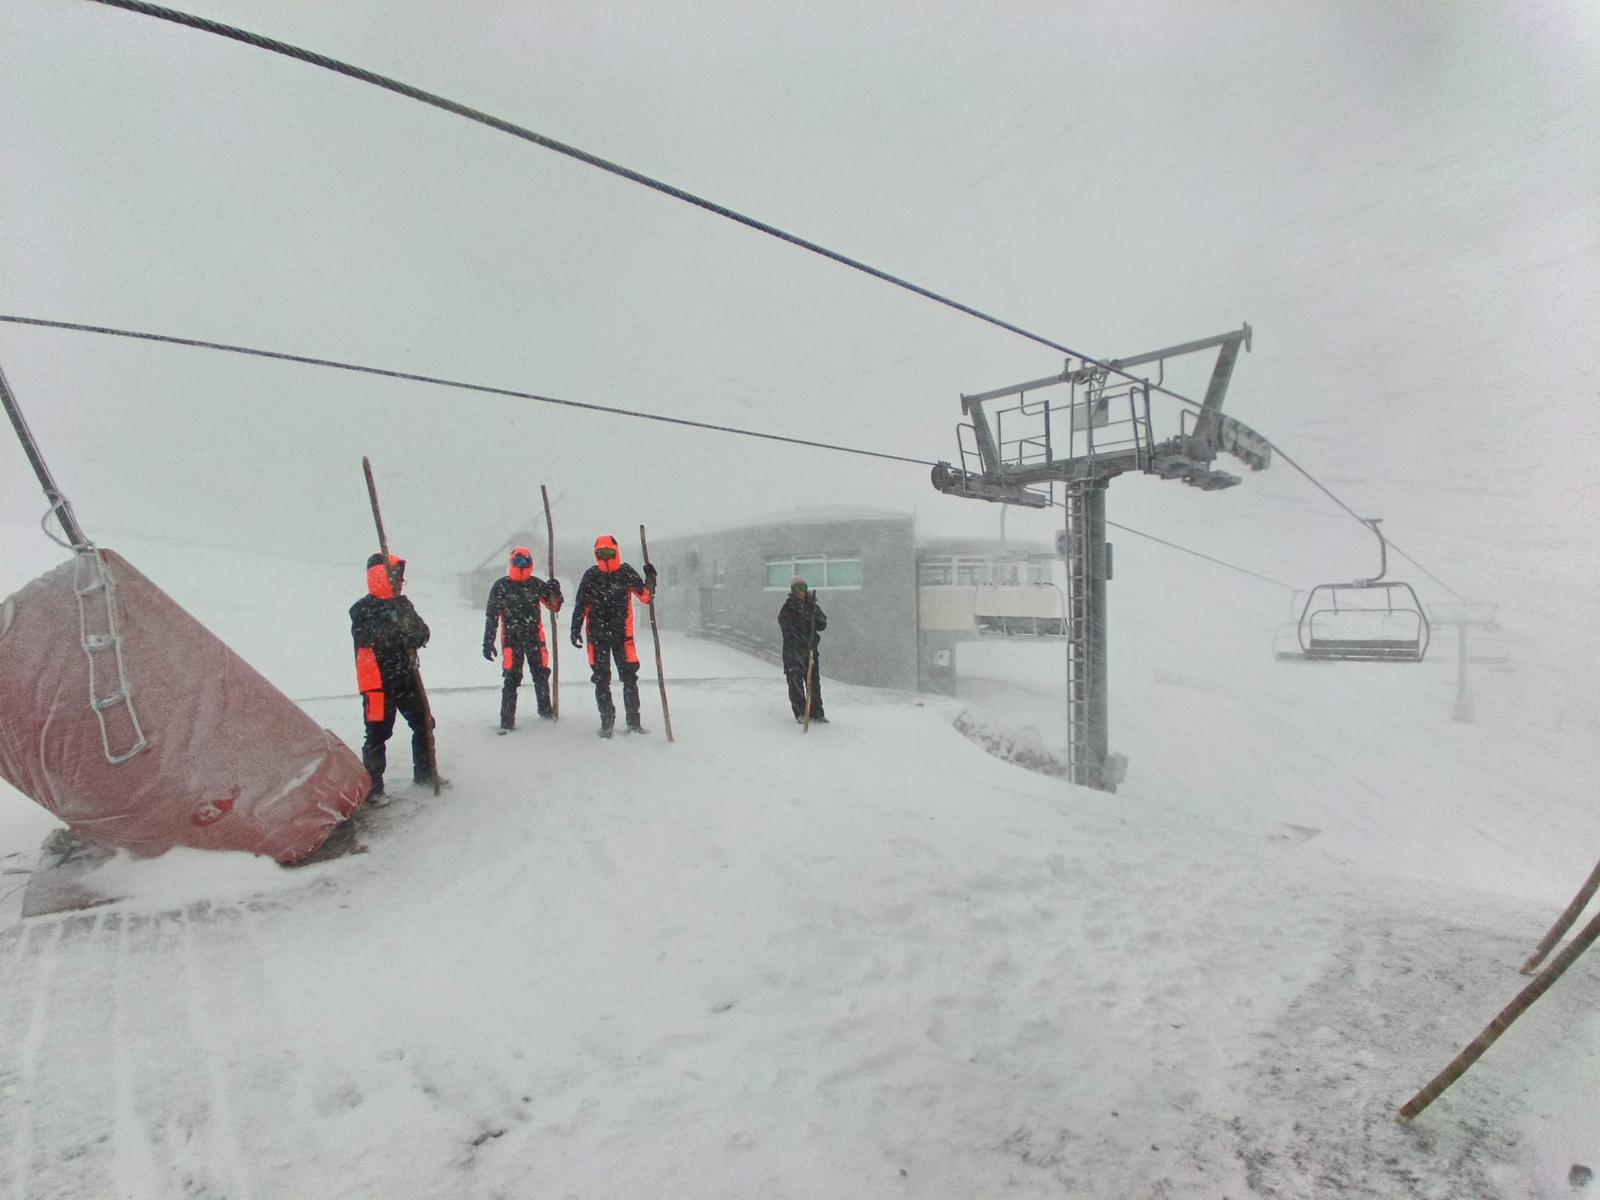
[80,0,1462,595]
[2,312,1298,592]
[0,314,930,466]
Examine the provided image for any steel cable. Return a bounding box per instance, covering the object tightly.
[81,0,1459,596]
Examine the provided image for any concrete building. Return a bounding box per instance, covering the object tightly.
[647,508,919,692]
[647,512,1067,696]
[914,536,1062,694]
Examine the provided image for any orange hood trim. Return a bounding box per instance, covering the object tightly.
[594,534,622,574]
[509,545,535,583]
[366,555,405,599]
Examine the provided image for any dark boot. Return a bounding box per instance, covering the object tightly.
[500,677,518,731]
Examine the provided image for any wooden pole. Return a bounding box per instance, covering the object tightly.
[638,524,674,742]
[361,457,440,795]
[802,591,820,733]
[1520,856,1600,974]
[1396,906,1600,1123]
[541,484,559,720]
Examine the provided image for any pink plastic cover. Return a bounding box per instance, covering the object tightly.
[0,549,369,864]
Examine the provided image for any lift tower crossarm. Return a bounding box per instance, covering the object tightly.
[1093,324,1252,376]
[962,369,1072,410]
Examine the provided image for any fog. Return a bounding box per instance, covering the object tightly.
[2,0,1593,608]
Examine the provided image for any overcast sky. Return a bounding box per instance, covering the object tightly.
[2,1,1595,604]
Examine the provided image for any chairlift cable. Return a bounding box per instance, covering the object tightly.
[0,314,931,467]
[1,312,1299,596]
[1262,443,1461,598]
[1089,513,1297,591]
[78,0,1461,597]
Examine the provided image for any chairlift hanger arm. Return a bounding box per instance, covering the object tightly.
[1359,518,1389,585]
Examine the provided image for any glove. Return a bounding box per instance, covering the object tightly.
[643,564,658,586]
[482,644,496,662]
[570,632,583,649]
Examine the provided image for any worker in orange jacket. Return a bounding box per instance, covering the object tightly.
[569,534,656,738]
[350,552,435,800]
[482,545,563,732]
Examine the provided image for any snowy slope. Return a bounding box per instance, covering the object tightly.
[0,533,1595,1199]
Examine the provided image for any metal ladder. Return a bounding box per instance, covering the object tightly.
[73,550,149,765]
[1061,479,1115,791]
[1062,485,1094,785]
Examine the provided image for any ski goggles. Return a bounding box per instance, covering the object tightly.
[595,547,618,560]
[511,554,533,568]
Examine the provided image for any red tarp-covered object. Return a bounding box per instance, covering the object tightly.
[0,549,369,864]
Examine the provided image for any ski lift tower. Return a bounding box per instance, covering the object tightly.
[931,325,1271,792]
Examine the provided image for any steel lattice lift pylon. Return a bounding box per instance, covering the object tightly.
[931,325,1270,792]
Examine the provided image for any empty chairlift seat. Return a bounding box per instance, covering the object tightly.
[1297,580,1431,662]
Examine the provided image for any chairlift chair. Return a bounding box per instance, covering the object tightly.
[1294,519,1430,663]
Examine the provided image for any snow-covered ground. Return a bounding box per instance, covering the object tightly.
[0,532,1595,1199]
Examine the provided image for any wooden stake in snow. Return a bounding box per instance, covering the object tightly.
[1519,855,1600,975]
[1396,906,1600,1124]
[802,591,820,733]
[638,524,674,742]
[362,456,440,796]
[541,483,559,720]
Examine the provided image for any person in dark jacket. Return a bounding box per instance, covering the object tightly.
[569,534,656,737]
[778,576,828,723]
[482,545,563,732]
[350,552,437,800]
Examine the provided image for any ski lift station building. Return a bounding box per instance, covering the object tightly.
[644,509,1064,695]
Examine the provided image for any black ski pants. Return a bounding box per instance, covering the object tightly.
[784,653,824,720]
[362,685,430,789]
[500,637,552,727]
[589,637,641,729]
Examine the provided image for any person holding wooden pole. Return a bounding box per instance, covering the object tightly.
[569,534,656,739]
[482,546,562,732]
[778,577,828,726]
[355,457,442,799]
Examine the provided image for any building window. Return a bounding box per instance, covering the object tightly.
[918,557,954,586]
[764,555,863,590]
[954,557,990,586]
[826,559,863,588]
[1026,562,1051,585]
